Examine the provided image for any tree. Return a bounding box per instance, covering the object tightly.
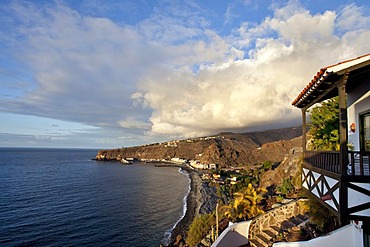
[308,96,340,151]
[221,183,266,222]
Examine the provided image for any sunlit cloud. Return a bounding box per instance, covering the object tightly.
[0,0,369,147]
[134,2,370,138]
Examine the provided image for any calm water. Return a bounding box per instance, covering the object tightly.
[0,148,189,246]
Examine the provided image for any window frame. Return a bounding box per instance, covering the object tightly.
[359,110,370,152]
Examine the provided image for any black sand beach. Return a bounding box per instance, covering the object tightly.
[167,166,218,246]
[169,167,200,244]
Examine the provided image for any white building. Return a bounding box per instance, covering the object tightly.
[170,157,187,164]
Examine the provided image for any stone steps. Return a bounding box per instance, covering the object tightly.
[269,225,280,235]
[262,229,276,240]
[249,214,309,247]
[280,219,296,229]
[249,238,266,247]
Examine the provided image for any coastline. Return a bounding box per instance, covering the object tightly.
[168,166,200,245]
[166,165,218,246]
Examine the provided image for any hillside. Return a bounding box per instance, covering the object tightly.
[95,127,302,167]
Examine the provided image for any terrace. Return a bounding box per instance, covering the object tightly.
[292,53,370,223]
[304,151,369,176]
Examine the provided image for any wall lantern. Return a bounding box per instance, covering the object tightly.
[350,122,356,133]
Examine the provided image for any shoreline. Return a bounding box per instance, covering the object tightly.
[165,166,202,246]
[166,165,218,246]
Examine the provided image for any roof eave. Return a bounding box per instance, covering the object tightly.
[292,54,370,109]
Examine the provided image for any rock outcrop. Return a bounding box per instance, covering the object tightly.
[260,146,303,190]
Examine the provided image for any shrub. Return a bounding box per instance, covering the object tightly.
[276,178,294,197]
[186,213,215,247]
[262,161,272,170]
[303,195,339,232]
[276,195,284,202]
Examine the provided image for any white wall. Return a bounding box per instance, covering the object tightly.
[211,221,251,247]
[348,90,370,151]
[272,223,363,247]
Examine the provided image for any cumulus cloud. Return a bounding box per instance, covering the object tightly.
[1,1,370,146]
[134,2,370,138]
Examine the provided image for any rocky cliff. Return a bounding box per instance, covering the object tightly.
[95,127,302,167]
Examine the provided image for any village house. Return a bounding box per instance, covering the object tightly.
[165,140,179,147]
[229,176,238,185]
[201,173,212,180]
[209,163,218,169]
[170,157,187,164]
[189,160,218,170]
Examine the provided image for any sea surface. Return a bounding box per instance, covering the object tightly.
[0,148,189,246]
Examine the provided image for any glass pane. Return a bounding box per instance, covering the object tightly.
[364,223,370,247]
[364,115,370,151]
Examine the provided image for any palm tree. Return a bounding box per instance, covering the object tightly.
[221,183,266,222]
[220,193,246,222]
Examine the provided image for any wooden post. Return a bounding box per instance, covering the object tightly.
[302,108,307,152]
[216,203,219,239]
[338,72,349,225]
[301,108,307,191]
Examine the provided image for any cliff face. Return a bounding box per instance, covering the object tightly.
[95,127,302,167]
[260,146,303,189]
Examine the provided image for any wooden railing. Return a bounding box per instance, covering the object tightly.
[304,151,340,174]
[304,150,370,176]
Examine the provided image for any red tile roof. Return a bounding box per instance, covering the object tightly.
[292,53,370,107]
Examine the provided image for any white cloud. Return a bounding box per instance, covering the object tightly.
[118,118,151,130]
[224,3,237,25]
[336,4,370,31]
[2,1,156,125]
[134,2,370,138]
[1,1,370,147]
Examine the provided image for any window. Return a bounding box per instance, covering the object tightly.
[360,112,370,151]
[364,222,370,247]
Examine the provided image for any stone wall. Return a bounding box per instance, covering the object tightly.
[248,199,308,240]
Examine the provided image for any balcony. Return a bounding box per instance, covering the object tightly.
[304,150,370,176]
[302,150,370,222]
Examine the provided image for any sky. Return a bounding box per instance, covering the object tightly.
[0,0,370,149]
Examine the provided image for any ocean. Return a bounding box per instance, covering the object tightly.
[0,148,190,246]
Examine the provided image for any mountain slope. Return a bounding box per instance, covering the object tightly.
[95,127,302,167]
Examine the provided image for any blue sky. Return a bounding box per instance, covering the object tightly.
[1,0,370,148]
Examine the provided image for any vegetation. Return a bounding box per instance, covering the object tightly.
[276,177,294,197]
[221,183,267,222]
[218,169,259,200]
[305,196,339,232]
[262,160,272,170]
[308,96,340,151]
[186,213,215,247]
